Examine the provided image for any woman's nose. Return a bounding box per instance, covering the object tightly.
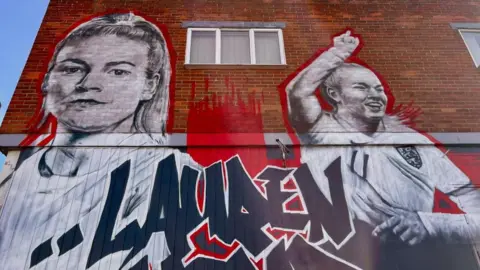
[76,73,102,92]
[368,87,381,96]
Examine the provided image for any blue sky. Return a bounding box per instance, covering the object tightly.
[0,0,50,171]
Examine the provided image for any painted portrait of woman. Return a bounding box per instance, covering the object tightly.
[0,13,201,270]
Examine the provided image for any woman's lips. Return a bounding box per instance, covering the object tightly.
[69,99,106,105]
[68,99,106,108]
[365,102,383,111]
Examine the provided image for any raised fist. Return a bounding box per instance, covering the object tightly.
[333,30,360,56]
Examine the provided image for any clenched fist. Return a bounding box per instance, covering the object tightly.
[333,30,360,56]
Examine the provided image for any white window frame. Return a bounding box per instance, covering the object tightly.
[458,29,480,68]
[185,28,286,65]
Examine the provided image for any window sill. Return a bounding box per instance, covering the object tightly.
[184,64,288,69]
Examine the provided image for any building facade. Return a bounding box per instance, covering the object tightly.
[0,0,480,269]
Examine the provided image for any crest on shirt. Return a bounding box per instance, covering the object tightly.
[395,145,422,169]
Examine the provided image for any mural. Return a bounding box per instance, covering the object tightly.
[283,29,480,269]
[287,29,480,245]
[0,11,479,270]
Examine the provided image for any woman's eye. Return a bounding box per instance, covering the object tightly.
[63,67,82,74]
[109,69,131,76]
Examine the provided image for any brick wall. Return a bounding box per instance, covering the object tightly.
[1,0,480,134]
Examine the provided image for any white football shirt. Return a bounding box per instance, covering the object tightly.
[300,113,471,229]
[0,134,201,270]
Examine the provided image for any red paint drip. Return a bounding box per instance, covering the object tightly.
[19,114,57,147]
[187,78,263,134]
[186,77,270,175]
[185,76,303,266]
[391,101,423,128]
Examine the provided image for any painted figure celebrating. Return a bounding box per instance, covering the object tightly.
[286,30,480,269]
[0,13,200,270]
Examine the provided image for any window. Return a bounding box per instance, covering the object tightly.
[185,28,286,65]
[458,29,480,67]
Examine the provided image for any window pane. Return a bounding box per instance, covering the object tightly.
[221,31,250,64]
[190,31,216,64]
[460,31,480,67]
[254,31,281,64]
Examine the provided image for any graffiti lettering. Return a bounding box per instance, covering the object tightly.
[176,155,355,269]
[29,154,353,269]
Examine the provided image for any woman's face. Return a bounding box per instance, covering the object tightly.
[44,35,156,133]
[333,67,387,123]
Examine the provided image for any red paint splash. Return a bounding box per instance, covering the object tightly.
[391,101,423,128]
[186,77,275,176]
[187,77,263,134]
[19,114,57,147]
[185,77,303,267]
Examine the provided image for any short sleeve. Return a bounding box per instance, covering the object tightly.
[422,146,471,194]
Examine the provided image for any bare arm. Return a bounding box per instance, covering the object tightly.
[286,31,360,133]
